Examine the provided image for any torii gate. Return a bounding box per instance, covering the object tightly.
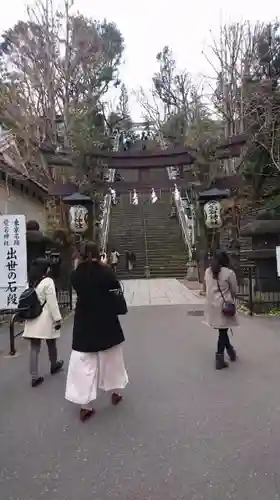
[42,133,246,196]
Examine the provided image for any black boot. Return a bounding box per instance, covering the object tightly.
[215,353,229,370]
[50,360,64,375]
[31,376,44,387]
[227,346,237,362]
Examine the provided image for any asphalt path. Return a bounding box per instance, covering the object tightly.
[1,304,280,500]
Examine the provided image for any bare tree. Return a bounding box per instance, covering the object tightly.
[203,21,275,173]
[102,84,133,133]
[135,87,165,133]
[135,49,205,147]
[0,0,124,184]
[117,84,130,121]
[153,47,186,114]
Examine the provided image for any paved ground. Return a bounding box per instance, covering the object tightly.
[124,278,204,306]
[1,282,280,499]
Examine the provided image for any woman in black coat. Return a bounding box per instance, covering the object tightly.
[65,241,128,422]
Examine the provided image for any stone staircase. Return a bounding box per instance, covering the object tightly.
[108,194,146,279]
[108,191,187,279]
[142,191,187,278]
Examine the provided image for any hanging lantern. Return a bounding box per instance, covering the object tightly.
[132,189,138,205]
[151,188,158,204]
[204,201,222,229]
[69,205,88,233]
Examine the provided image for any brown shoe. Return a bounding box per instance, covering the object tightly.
[112,392,123,405]
[80,408,95,422]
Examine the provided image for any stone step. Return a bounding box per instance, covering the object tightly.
[108,193,186,279]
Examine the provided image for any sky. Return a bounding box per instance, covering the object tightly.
[1,0,279,120]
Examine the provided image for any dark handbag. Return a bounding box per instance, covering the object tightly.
[109,282,128,315]
[217,281,236,317]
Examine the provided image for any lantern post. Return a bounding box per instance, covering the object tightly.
[195,188,230,284]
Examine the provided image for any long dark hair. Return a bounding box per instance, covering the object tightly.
[79,241,100,262]
[211,251,230,279]
[28,258,50,287]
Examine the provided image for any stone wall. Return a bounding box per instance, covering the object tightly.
[0,183,46,230]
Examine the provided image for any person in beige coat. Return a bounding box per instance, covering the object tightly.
[23,258,63,387]
[205,251,239,370]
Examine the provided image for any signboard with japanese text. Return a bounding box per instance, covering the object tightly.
[0,215,27,309]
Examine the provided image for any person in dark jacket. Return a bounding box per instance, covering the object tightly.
[65,241,128,422]
[125,250,136,272]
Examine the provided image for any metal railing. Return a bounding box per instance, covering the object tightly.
[157,132,194,259]
[100,192,112,252]
[9,314,22,355]
[237,265,280,315]
[142,206,150,277]
[173,193,193,260]
[99,131,120,252]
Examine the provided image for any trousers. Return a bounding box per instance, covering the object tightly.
[30,338,57,379]
[65,346,129,405]
[217,328,231,354]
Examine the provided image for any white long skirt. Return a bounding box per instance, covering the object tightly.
[65,345,128,405]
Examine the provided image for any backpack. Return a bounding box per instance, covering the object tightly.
[18,287,46,320]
